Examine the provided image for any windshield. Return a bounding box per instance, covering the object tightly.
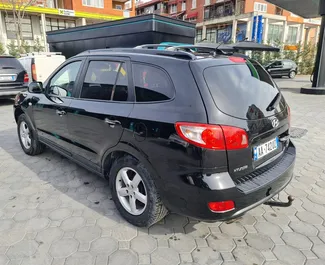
[0,57,24,69]
[203,59,286,120]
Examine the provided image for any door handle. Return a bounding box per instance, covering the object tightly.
[104,118,121,127]
[56,110,66,116]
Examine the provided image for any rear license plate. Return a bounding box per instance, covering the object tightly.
[253,137,279,161]
[0,75,15,81]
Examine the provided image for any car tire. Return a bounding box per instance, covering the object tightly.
[109,155,168,227]
[17,114,45,156]
[289,71,296,79]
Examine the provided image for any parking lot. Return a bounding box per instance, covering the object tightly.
[0,76,325,265]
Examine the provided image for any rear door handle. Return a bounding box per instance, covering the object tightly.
[56,110,66,116]
[104,118,121,127]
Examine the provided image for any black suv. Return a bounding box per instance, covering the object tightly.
[0,56,29,98]
[14,47,296,227]
[265,59,298,79]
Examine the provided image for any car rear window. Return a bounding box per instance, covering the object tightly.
[0,57,23,69]
[203,59,286,120]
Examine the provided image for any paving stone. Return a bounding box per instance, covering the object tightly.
[6,240,38,259]
[289,222,318,237]
[109,250,137,265]
[301,249,317,259]
[90,237,118,255]
[0,220,14,232]
[60,217,85,231]
[180,253,193,263]
[281,232,312,250]
[38,198,60,211]
[131,235,157,254]
[13,210,38,222]
[148,224,174,240]
[207,233,235,252]
[0,256,9,265]
[169,234,196,253]
[195,238,208,248]
[97,215,121,229]
[184,222,210,239]
[238,214,257,226]
[221,252,235,261]
[151,248,180,265]
[305,260,325,265]
[296,211,324,225]
[191,247,222,265]
[138,254,150,264]
[254,222,283,237]
[312,245,325,259]
[49,238,79,258]
[0,229,26,246]
[164,214,188,229]
[26,217,50,232]
[75,226,101,243]
[65,252,95,265]
[112,225,137,241]
[261,250,277,261]
[219,223,247,238]
[48,208,72,221]
[273,245,306,265]
[264,262,290,265]
[232,246,265,265]
[35,227,63,244]
[244,234,274,251]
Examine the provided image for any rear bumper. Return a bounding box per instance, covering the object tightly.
[159,141,296,221]
[0,87,27,97]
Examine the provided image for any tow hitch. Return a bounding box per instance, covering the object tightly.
[264,195,294,208]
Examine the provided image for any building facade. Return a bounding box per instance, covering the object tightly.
[135,0,320,46]
[0,0,135,52]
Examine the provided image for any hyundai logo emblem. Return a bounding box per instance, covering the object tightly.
[271,118,279,128]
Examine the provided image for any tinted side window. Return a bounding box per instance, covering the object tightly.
[132,63,174,102]
[49,61,82,97]
[80,61,128,102]
[0,57,23,69]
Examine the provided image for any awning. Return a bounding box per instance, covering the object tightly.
[137,0,162,9]
[265,0,320,18]
[170,11,185,18]
[187,11,198,19]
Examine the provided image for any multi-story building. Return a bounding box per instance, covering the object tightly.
[135,0,321,46]
[0,0,136,52]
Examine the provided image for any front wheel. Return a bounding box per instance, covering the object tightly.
[289,71,296,79]
[109,155,168,227]
[17,114,45,156]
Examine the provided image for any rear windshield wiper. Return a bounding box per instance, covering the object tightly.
[1,67,15,69]
[266,92,281,111]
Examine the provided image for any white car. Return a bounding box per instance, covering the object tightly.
[19,52,66,84]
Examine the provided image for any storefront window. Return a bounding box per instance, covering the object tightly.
[44,18,76,32]
[206,28,216,43]
[5,15,33,40]
[196,29,202,42]
[286,26,298,44]
[267,24,284,44]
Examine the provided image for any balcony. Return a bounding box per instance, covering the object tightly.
[204,0,244,21]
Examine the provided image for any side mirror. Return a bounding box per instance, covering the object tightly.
[28,82,43,94]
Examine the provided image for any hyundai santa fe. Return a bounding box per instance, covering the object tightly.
[13,47,296,227]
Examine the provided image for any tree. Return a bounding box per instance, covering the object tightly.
[1,0,45,53]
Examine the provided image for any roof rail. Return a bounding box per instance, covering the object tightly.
[134,44,174,49]
[84,48,196,60]
[20,52,63,57]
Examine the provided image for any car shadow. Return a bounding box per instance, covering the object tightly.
[0,98,14,106]
[0,127,212,236]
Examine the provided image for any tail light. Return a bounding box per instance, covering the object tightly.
[229,56,246,63]
[32,63,37,81]
[23,73,29,83]
[208,201,235,213]
[175,122,248,150]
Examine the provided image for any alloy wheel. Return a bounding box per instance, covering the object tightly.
[19,121,31,150]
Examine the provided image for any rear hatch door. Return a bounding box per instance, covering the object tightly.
[190,58,290,182]
[0,57,26,89]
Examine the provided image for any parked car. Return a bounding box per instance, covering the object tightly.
[14,47,296,227]
[265,59,298,79]
[19,52,66,84]
[0,56,28,99]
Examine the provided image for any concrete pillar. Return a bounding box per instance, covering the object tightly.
[299,23,305,45]
[232,19,237,43]
[315,25,320,46]
[246,16,253,41]
[40,14,49,52]
[202,25,207,40]
[282,20,288,44]
[0,11,8,52]
[76,18,86,27]
[262,17,269,44]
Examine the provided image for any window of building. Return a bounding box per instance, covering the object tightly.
[45,18,76,32]
[49,61,82,97]
[196,29,202,42]
[5,15,33,40]
[267,24,283,43]
[204,0,210,6]
[170,4,177,14]
[115,4,122,9]
[192,0,196,9]
[206,28,216,43]
[132,63,174,102]
[181,1,186,11]
[254,2,267,13]
[81,61,128,102]
[286,26,298,44]
[82,0,104,8]
[275,6,283,15]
